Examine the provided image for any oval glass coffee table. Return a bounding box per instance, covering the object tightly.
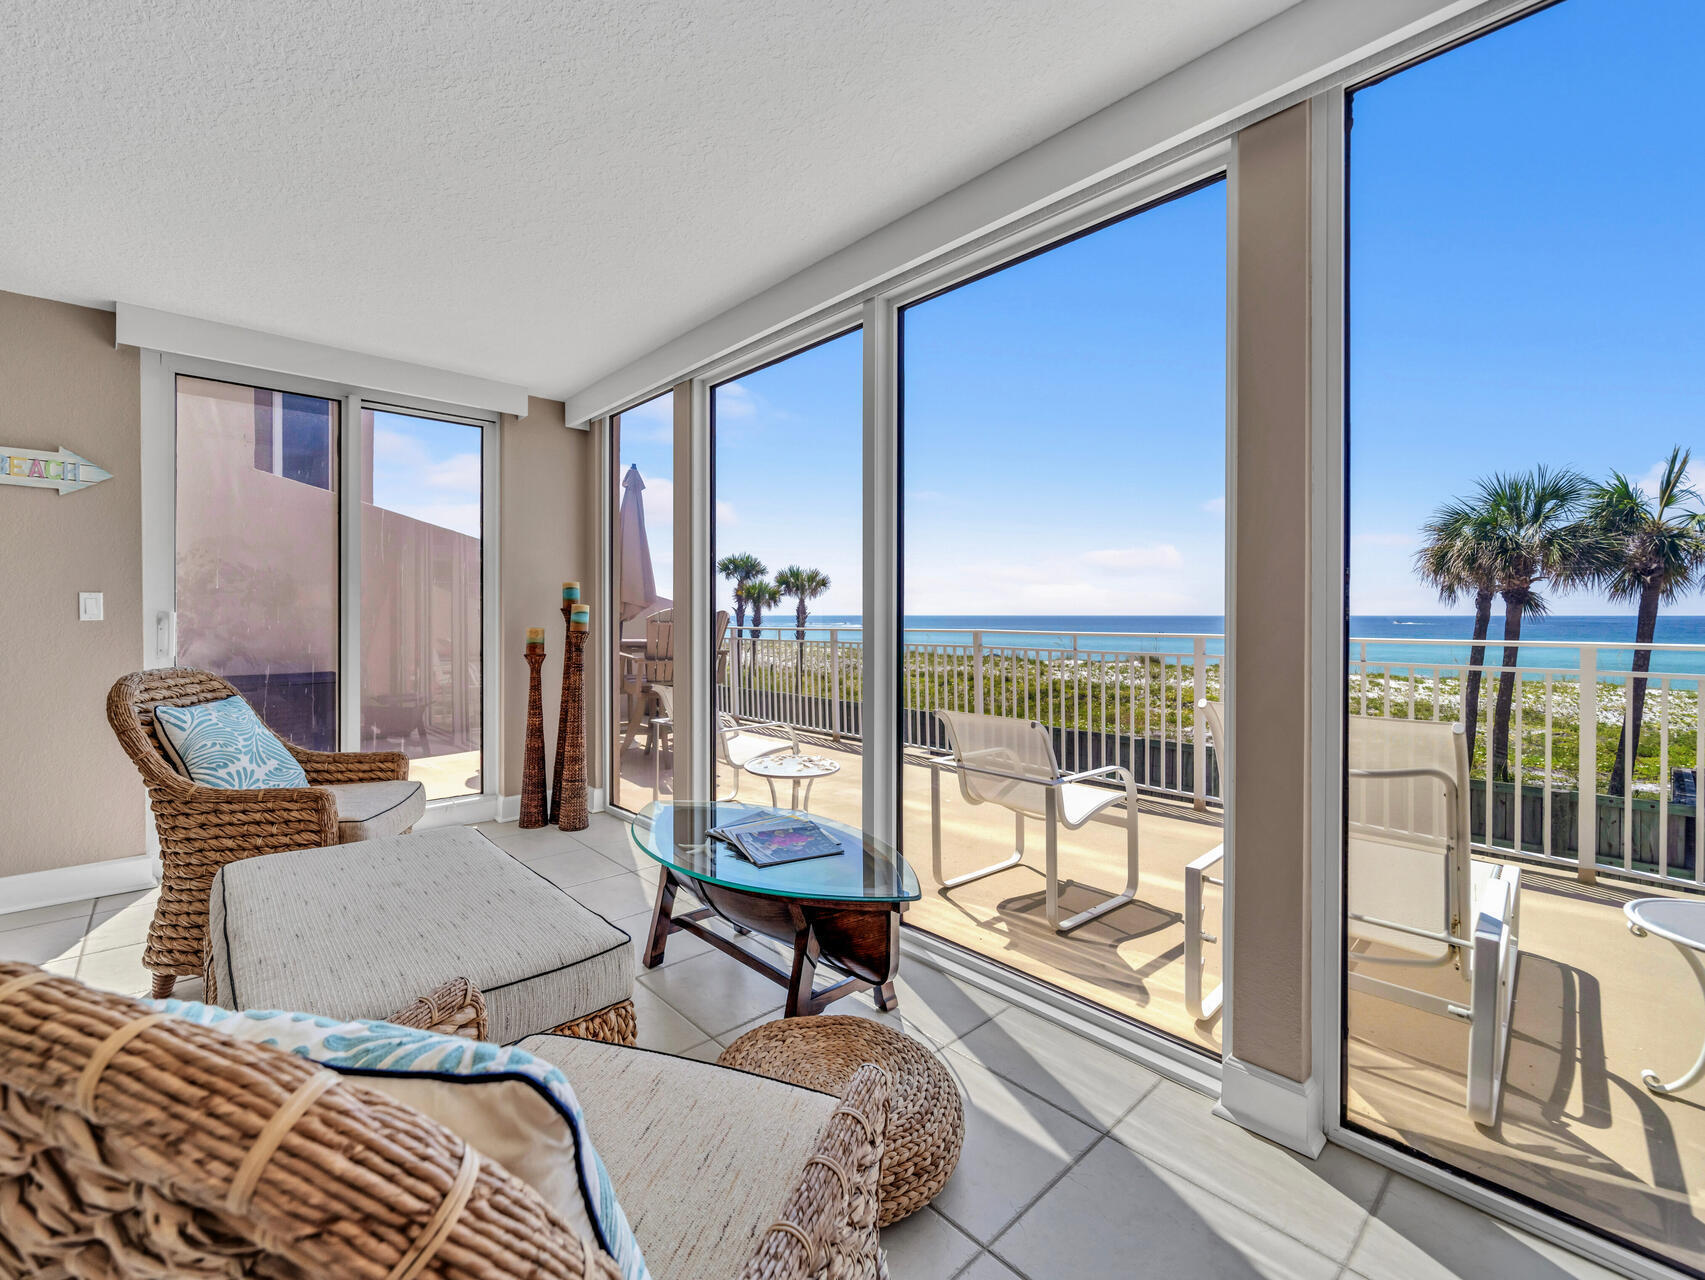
[631,801,921,1016]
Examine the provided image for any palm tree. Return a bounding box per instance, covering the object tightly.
[1476,467,1595,782]
[716,552,766,637]
[741,580,781,673]
[775,565,831,683]
[1415,498,1503,763]
[1583,448,1705,797]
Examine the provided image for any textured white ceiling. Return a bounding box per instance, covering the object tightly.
[1,0,1298,400]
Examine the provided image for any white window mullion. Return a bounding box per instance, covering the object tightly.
[340,393,364,753]
[862,298,899,844]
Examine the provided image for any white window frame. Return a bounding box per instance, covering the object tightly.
[139,350,503,825]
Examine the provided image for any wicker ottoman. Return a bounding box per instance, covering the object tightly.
[717,1014,962,1225]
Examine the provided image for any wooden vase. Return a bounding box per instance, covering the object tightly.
[549,606,572,824]
[556,626,589,830]
[519,647,549,828]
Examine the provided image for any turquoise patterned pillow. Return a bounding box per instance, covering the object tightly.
[149,1000,651,1280]
[154,696,309,789]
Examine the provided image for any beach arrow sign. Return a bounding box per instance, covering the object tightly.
[0,445,113,495]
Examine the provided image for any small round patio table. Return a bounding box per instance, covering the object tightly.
[744,752,840,812]
[1625,897,1705,1095]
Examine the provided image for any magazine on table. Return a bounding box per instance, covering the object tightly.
[710,812,844,867]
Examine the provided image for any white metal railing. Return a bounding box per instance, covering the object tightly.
[717,624,1224,808]
[1347,634,1705,887]
[711,624,1705,887]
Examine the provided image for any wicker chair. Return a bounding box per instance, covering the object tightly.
[0,964,889,1280]
[108,668,418,998]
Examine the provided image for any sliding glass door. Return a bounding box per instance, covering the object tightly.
[1342,1,1705,1269]
[361,406,485,798]
[173,371,492,801]
[897,178,1228,1050]
[710,330,863,821]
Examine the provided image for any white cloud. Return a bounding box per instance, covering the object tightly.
[716,499,736,526]
[714,382,757,421]
[1634,459,1670,504]
[1202,495,1225,515]
[1083,544,1184,572]
[617,395,674,443]
[370,427,482,537]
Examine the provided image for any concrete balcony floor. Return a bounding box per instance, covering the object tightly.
[615,727,1705,1272]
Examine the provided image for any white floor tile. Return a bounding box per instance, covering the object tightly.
[0,916,91,966]
[637,949,785,1038]
[565,872,658,921]
[676,1039,725,1064]
[994,1135,1340,1280]
[75,946,151,997]
[82,902,156,955]
[714,1008,786,1047]
[528,844,643,891]
[1346,1174,1623,1280]
[0,900,95,930]
[94,889,155,915]
[615,910,713,974]
[861,962,1011,1050]
[927,1051,1101,1243]
[880,1207,980,1279]
[949,1005,1161,1129]
[1113,1079,1385,1260]
[954,1252,1023,1280]
[630,984,713,1053]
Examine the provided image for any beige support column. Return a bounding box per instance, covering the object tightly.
[1216,101,1326,1156]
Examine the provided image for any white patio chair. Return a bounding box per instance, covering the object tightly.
[928,711,1140,934]
[1347,716,1521,1127]
[1184,699,1226,1022]
[715,711,799,802]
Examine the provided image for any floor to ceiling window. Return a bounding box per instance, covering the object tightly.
[173,371,493,802]
[610,391,676,813]
[898,177,1227,1050]
[361,407,484,798]
[1343,1,1705,1268]
[710,330,863,820]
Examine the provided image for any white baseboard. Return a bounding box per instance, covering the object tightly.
[0,855,160,917]
[415,793,500,830]
[1214,1054,1326,1157]
[496,788,607,825]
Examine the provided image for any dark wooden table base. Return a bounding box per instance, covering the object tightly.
[644,869,903,1016]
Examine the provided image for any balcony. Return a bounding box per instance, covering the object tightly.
[616,623,1705,1269]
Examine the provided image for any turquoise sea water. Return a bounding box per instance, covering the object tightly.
[783,615,1705,677]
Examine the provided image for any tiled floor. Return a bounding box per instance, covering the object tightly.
[0,813,1624,1280]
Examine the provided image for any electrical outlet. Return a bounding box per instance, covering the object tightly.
[78,591,103,621]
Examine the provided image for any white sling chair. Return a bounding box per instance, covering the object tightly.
[929,711,1140,934]
[1183,699,1226,1022]
[1348,716,1522,1126]
[714,711,799,802]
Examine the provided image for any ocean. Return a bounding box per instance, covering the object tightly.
[785,614,1705,677]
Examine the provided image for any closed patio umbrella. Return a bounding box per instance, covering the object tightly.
[619,464,662,621]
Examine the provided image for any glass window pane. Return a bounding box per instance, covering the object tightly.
[361,408,484,799]
[611,393,675,813]
[711,330,863,823]
[175,374,340,749]
[899,179,1226,1052]
[1345,1,1705,1266]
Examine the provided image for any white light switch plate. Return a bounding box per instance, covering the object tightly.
[79,591,103,621]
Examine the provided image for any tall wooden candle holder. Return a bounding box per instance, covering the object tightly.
[556,618,589,830]
[519,644,549,828]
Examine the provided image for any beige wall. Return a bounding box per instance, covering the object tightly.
[498,396,593,797]
[1227,103,1315,1084]
[0,291,146,876]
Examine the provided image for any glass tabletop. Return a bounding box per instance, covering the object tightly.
[630,801,921,903]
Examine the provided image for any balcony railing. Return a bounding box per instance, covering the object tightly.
[714,623,1705,888]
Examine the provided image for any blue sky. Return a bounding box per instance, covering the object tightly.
[626,0,1702,623]
[1350,0,1705,615]
[369,409,482,538]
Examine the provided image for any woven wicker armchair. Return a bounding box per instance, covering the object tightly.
[0,964,889,1280]
[108,667,413,998]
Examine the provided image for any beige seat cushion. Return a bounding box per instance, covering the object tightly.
[326,779,426,842]
[519,1034,836,1279]
[208,827,632,1042]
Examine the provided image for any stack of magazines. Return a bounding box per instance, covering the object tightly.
[710,812,844,867]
